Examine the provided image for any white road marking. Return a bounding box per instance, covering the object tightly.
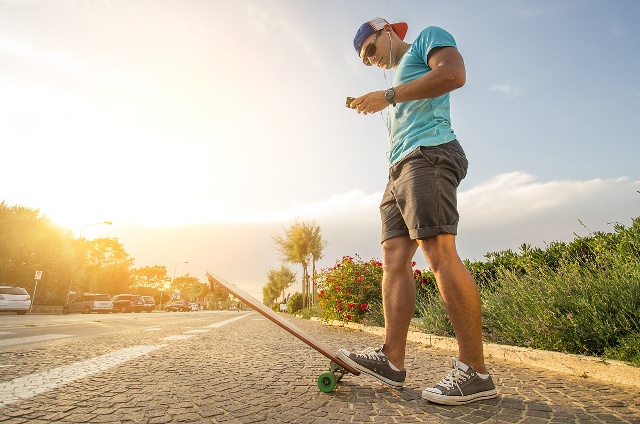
[0,334,75,348]
[162,335,194,341]
[203,314,251,328]
[0,332,15,336]
[144,328,162,332]
[0,313,253,408]
[0,344,166,407]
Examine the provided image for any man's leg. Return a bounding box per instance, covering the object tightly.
[380,235,418,370]
[418,234,486,374]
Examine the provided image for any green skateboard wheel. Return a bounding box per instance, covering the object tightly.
[317,372,337,393]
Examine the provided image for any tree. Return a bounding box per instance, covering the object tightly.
[0,201,142,305]
[82,238,134,295]
[132,265,170,291]
[263,265,296,306]
[272,220,325,308]
[306,222,327,306]
[0,202,76,305]
[172,274,201,299]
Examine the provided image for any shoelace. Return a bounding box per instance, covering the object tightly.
[437,360,471,393]
[354,347,385,361]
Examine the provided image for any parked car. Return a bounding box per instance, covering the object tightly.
[112,294,145,313]
[62,294,113,314]
[164,300,194,312]
[0,286,31,315]
[142,296,155,313]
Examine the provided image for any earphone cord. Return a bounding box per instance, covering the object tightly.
[380,31,393,148]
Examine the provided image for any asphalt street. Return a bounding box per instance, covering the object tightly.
[0,311,638,423]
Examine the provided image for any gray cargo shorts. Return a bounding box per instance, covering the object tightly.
[380,139,469,243]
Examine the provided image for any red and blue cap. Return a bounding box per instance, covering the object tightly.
[353,18,408,64]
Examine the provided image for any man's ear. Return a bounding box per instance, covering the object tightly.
[384,24,394,38]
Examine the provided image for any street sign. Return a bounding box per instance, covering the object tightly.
[34,271,42,280]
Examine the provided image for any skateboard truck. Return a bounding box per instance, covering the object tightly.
[317,361,349,393]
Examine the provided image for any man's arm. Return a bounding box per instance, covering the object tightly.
[394,46,466,102]
[352,46,465,115]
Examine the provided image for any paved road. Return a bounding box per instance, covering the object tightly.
[1,311,638,423]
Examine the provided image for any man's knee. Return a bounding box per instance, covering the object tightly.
[418,234,459,271]
[382,236,417,272]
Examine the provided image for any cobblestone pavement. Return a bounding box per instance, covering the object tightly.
[1,312,639,423]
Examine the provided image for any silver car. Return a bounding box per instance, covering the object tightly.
[63,294,113,314]
[0,286,31,315]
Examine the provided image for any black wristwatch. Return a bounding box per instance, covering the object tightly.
[385,88,396,107]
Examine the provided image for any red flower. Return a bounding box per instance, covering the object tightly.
[411,261,416,267]
[360,303,368,311]
[345,314,352,320]
[338,306,343,311]
[414,269,422,276]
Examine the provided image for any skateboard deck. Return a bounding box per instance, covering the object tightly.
[205,271,360,392]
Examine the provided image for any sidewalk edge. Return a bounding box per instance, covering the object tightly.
[310,317,640,390]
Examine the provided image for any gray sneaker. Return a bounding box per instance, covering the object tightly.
[422,357,498,405]
[336,347,406,388]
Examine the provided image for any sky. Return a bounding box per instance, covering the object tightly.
[2,0,639,299]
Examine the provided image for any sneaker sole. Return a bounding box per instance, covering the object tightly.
[422,388,498,405]
[336,350,405,389]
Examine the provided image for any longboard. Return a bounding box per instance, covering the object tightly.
[205,271,360,392]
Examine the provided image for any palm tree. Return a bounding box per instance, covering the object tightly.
[272,220,325,308]
[264,265,296,305]
[305,222,326,307]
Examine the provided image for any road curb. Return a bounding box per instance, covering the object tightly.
[310,317,640,390]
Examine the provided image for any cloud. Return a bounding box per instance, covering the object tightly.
[490,84,522,98]
[114,172,640,298]
[457,172,640,259]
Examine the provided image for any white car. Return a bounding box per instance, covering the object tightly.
[0,286,31,315]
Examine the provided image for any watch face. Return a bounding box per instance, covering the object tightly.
[385,89,394,100]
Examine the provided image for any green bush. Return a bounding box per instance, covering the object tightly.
[286,292,304,314]
[296,306,320,320]
[417,216,640,366]
[605,334,640,367]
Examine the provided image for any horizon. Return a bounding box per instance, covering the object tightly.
[2,1,639,299]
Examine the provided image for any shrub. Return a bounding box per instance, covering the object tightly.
[316,255,437,325]
[297,306,320,320]
[417,216,640,365]
[286,292,305,314]
[316,255,383,323]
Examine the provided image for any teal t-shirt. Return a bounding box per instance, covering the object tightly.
[388,26,458,165]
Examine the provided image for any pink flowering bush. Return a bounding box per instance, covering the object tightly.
[317,254,436,324]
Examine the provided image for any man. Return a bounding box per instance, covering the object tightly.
[337,17,497,406]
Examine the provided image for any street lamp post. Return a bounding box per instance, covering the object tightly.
[67,221,113,304]
[79,221,113,239]
[172,261,189,300]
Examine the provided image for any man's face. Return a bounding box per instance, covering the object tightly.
[360,30,389,69]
